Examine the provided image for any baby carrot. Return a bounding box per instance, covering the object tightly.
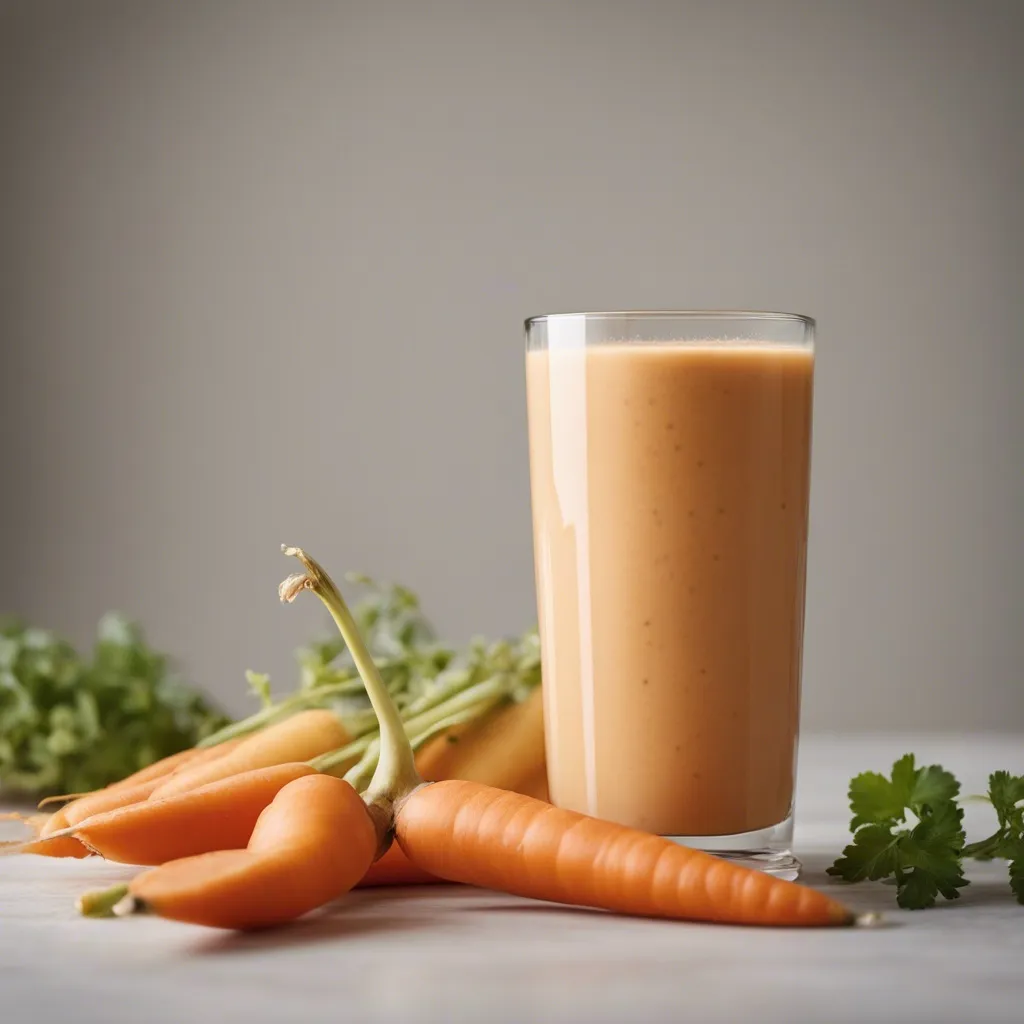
[62,778,166,827]
[59,737,246,828]
[84,774,378,930]
[282,546,873,929]
[149,710,350,800]
[50,764,317,864]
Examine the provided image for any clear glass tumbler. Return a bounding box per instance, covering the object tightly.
[524,311,815,878]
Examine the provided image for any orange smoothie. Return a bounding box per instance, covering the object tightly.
[525,342,813,837]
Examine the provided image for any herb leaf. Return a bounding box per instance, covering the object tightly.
[987,771,1024,830]
[847,754,960,831]
[1008,843,1024,904]
[897,803,968,907]
[830,754,967,910]
[828,823,900,882]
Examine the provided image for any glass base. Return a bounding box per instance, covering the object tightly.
[662,814,800,881]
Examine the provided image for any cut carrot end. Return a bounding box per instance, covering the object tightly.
[78,883,130,918]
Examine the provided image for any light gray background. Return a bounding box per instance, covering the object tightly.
[1,0,1021,731]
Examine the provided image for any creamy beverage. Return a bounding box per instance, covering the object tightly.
[526,340,813,838]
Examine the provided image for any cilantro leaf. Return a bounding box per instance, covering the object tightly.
[1008,843,1024,904]
[908,763,961,814]
[897,803,968,907]
[896,870,941,910]
[836,754,1024,910]
[983,773,1024,903]
[827,824,901,882]
[831,753,967,910]
[848,771,907,829]
[987,771,1024,830]
[847,754,960,830]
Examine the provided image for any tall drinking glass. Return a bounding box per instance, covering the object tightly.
[524,311,814,877]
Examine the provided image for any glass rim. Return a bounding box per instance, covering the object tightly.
[524,309,815,330]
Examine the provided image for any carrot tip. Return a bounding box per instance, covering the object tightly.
[37,792,89,809]
[853,911,884,928]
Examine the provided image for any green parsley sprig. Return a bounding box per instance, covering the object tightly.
[828,754,1024,909]
[963,771,1024,903]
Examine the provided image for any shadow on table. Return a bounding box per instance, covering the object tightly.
[190,901,440,956]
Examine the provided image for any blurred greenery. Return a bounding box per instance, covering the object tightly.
[0,613,229,797]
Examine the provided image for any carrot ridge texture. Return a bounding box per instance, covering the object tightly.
[396,780,853,927]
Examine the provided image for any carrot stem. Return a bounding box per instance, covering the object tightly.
[280,546,422,810]
[312,676,509,774]
[342,694,504,792]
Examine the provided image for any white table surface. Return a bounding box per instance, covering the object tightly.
[2,733,1021,1024]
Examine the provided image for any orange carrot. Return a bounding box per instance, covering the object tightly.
[357,841,444,888]
[17,807,91,859]
[149,710,350,800]
[81,774,378,930]
[416,683,546,795]
[55,737,246,830]
[398,780,849,926]
[62,778,166,827]
[55,764,317,865]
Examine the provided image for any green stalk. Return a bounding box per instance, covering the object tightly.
[963,832,1006,861]
[280,546,422,813]
[310,674,509,777]
[339,692,505,792]
[197,681,379,749]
